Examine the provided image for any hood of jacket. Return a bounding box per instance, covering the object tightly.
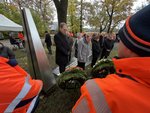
[113,57,150,86]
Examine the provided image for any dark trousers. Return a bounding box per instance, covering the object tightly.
[22,40,25,48]
[78,61,85,70]
[59,64,66,73]
[69,52,71,62]
[100,49,110,59]
[12,42,21,49]
[46,44,52,54]
[91,56,99,67]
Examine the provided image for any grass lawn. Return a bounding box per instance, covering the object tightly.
[14,43,118,113]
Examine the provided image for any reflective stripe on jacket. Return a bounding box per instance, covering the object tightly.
[73,79,111,113]
[73,57,150,113]
[0,57,43,113]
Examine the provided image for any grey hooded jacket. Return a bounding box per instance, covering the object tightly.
[77,38,91,63]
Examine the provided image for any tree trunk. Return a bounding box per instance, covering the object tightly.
[57,9,67,25]
[53,0,68,27]
[80,0,83,32]
[70,15,74,32]
[17,0,22,10]
[99,26,102,33]
[107,15,112,33]
[99,20,108,33]
[105,2,115,33]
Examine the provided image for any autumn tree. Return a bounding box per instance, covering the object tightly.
[76,0,92,32]
[80,0,83,32]
[86,1,108,33]
[68,0,80,33]
[102,0,133,33]
[0,1,22,24]
[36,0,54,31]
[9,0,54,35]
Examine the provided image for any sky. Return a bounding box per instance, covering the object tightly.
[80,0,148,12]
[118,0,148,28]
[132,0,148,11]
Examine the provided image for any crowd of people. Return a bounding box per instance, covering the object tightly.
[51,22,116,73]
[91,33,115,68]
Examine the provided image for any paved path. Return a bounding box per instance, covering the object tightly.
[0,39,12,48]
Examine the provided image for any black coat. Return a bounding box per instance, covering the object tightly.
[99,37,114,50]
[45,33,52,46]
[9,37,17,44]
[104,38,114,51]
[0,46,15,59]
[54,32,70,66]
[92,39,101,58]
[74,39,78,58]
[99,36,105,48]
[100,37,115,59]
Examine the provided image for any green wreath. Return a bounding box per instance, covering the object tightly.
[91,59,116,78]
[57,67,88,89]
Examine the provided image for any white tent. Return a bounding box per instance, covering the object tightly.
[0,14,23,31]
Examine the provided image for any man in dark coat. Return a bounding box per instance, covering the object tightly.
[100,35,115,59]
[91,33,101,67]
[45,31,52,54]
[54,23,70,73]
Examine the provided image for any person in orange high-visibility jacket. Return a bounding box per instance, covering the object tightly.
[72,4,150,113]
[0,56,43,113]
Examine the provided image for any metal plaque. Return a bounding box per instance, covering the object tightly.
[21,8,56,92]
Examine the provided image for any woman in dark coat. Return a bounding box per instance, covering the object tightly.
[91,33,101,67]
[100,34,115,59]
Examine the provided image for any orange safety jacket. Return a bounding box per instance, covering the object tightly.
[73,57,150,113]
[0,57,43,113]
